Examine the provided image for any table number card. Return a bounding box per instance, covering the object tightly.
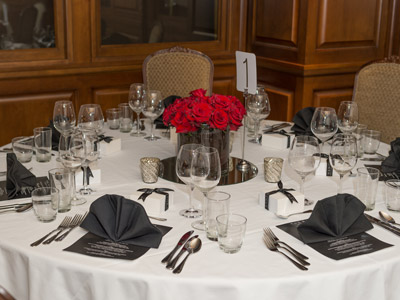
[235,51,257,95]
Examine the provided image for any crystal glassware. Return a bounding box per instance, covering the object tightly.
[191,146,221,230]
[128,83,146,137]
[337,101,359,133]
[246,91,271,144]
[329,133,358,193]
[77,104,105,133]
[288,135,321,206]
[53,100,76,161]
[176,144,203,218]
[310,107,338,151]
[142,90,164,141]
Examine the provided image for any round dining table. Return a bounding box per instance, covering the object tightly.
[0,121,399,300]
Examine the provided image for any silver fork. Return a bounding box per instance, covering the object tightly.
[263,231,310,266]
[264,227,309,260]
[43,214,81,245]
[30,216,72,247]
[263,235,308,271]
[55,212,88,242]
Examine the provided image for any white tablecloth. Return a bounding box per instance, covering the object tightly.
[0,123,399,300]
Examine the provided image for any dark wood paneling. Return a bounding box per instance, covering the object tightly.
[264,85,295,121]
[313,89,354,110]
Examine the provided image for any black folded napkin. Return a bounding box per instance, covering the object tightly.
[48,120,61,151]
[80,194,163,248]
[155,95,181,129]
[297,193,372,244]
[381,137,400,173]
[6,153,37,199]
[291,107,316,136]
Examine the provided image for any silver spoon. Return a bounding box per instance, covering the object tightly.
[173,238,202,274]
[276,209,313,219]
[0,203,33,214]
[379,211,400,226]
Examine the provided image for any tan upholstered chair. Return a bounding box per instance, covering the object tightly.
[0,286,16,300]
[352,56,400,143]
[142,46,214,98]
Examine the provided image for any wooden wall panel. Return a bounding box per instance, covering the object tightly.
[263,85,294,121]
[93,88,130,111]
[313,89,354,110]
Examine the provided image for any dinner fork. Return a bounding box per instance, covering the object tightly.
[43,214,81,244]
[263,231,310,266]
[264,227,309,260]
[30,216,72,247]
[55,212,88,242]
[263,235,308,271]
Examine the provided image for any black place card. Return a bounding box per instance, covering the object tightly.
[64,225,172,260]
[277,220,393,260]
[0,176,50,201]
[363,164,400,181]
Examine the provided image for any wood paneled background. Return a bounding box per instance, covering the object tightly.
[0,0,399,145]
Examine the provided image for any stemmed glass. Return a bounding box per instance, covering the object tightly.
[246,92,271,143]
[337,101,359,133]
[176,144,203,218]
[191,146,221,230]
[329,134,358,193]
[310,107,338,152]
[128,83,146,137]
[77,104,105,133]
[53,100,76,161]
[142,90,164,141]
[288,136,321,206]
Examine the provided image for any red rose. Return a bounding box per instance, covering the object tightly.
[171,111,197,133]
[210,109,229,130]
[190,89,207,98]
[192,102,212,123]
[229,106,244,129]
[212,94,231,110]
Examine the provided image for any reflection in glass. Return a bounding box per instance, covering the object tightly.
[100,0,218,46]
[0,0,55,50]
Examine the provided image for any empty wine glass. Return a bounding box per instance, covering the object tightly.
[142,90,164,141]
[53,100,76,161]
[191,146,221,230]
[288,135,321,206]
[329,134,358,193]
[246,92,271,143]
[128,83,146,137]
[176,144,203,218]
[337,101,358,133]
[310,107,338,151]
[77,104,105,133]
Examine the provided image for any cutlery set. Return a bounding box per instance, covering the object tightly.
[30,212,88,247]
[263,227,309,271]
[161,230,202,274]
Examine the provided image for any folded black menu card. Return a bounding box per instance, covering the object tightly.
[0,176,50,201]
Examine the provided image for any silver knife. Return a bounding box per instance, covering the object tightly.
[365,214,400,237]
[161,230,194,264]
[166,235,198,270]
[0,202,31,210]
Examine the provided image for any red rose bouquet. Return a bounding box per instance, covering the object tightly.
[163,89,246,133]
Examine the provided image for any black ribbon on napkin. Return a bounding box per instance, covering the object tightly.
[263,130,292,148]
[381,137,400,174]
[137,188,174,211]
[80,194,163,248]
[6,153,37,199]
[314,153,333,176]
[297,193,373,244]
[264,181,298,210]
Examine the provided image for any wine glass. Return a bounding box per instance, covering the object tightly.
[77,104,105,133]
[310,107,338,151]
[53,100,76,161]
[60,131,86,205]
[288,135,321,206]
[246,92,271,143]
[142,90,164,141]
[329,134,358,193]
[176,144,203,218]
[191,146,221,230]
[128,83,146,137]
[337,101,358,133]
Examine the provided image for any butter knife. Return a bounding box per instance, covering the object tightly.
[365,214,400,237]
[161,230,194,264]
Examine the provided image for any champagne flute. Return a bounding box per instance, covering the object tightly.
[53,100,76,161]
[288,135,321,206]
[176,144,203,218]
[128,83,146,137]
[191,146,221,230]
[329,134,358,193]
[142,90,164,141]
[310,107,338,151]
[246,92,271,144]
[337,101,358,133]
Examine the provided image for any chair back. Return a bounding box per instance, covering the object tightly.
[353,56,400,143]
[0,286,16,300]
[143,46,214,98]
